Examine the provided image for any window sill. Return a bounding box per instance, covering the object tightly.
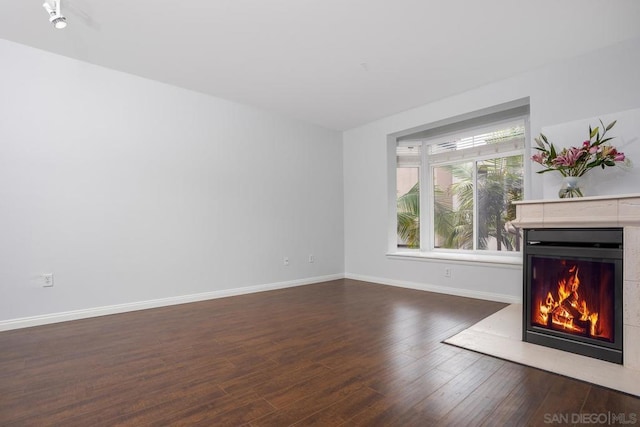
[386,250,523,268]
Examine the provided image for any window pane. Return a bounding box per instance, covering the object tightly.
[397,167,419,248]
[476,155,523,251]
[393,108,527,256]
[433,162,473,250]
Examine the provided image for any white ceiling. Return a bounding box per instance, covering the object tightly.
[2,1,640,131]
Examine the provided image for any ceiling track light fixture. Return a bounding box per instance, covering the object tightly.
[43,0,67,29]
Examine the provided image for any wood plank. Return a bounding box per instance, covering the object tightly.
[480,366,562,426]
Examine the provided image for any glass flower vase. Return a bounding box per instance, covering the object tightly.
[558,176,584,198]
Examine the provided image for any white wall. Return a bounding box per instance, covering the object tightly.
[539,107,640,199]
[343,37,640,302]
[0,39,344,324]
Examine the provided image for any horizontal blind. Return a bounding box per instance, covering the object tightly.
[396,144,421,167]
[427,119,525,163]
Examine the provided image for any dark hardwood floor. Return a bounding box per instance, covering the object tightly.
[1,279,638,426]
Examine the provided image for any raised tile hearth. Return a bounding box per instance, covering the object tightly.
[445,304,640,396]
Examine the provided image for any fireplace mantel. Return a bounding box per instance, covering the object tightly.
[512,193,640,371]
[512,193,640,229]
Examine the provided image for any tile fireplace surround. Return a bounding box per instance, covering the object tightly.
[515,194,640,388]
[446,194,640,396]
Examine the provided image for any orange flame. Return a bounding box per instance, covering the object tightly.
[537,265,602,337]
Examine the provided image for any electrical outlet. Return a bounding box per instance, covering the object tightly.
[444,268,451,278]
[308,254,315,263]
[42,273,54,287]
[283,256,289,266]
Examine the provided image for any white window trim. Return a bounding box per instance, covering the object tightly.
[387,99,530,264]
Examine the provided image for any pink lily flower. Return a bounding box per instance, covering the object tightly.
[531,153,547,164]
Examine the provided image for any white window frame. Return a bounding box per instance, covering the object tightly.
[387,100,530,266]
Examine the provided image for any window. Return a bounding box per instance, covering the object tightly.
[396,145,421,248]
[394,110,527,255]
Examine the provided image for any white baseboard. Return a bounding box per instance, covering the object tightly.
[0,274,344,332]
[345,273,521,304]
[0,273,519,331]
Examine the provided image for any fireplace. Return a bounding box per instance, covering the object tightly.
[523,228,623,364]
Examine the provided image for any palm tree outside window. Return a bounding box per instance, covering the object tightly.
[396,117,526,253]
